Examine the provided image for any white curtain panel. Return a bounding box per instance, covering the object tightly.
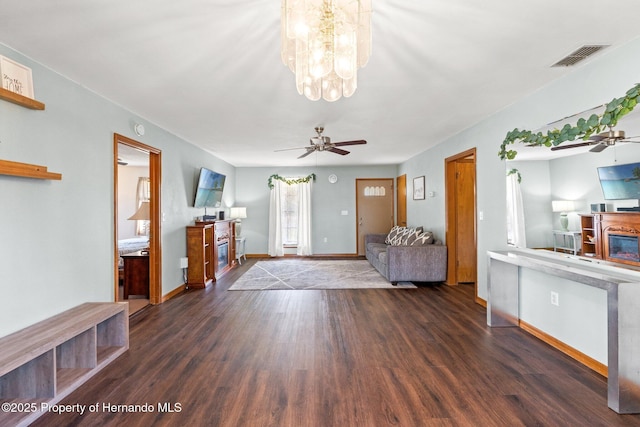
[268,180,284,257]
[296,180,313,256]
[506,173,527,248]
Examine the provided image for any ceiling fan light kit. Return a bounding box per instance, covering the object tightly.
[281,0,372,102]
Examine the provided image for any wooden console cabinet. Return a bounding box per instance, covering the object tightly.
[186,220,235,288]
[580,212,640,267]
[579,214,599,258]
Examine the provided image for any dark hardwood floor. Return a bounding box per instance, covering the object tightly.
[33,259,640,426]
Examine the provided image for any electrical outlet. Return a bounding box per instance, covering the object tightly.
[323,237,328,243]
[180,257,189,269]
[550,291,559,306]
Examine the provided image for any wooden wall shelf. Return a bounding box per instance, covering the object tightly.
[0,159,62,180]
[0,87,45,110]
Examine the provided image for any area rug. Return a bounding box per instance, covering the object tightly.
[228,259,416,290]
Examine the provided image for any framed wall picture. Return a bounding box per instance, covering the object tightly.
[413,176,425,200]
[0,55,34,98]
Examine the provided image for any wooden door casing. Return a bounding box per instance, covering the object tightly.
[445,148,477,295]
[397,174,407,227]
[114,134,162,305]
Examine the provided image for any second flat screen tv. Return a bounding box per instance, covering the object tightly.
[597,161,640,200]
[193,167,226,208]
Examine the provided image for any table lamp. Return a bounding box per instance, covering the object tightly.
[552,200,575,231]
[230,207,247,237]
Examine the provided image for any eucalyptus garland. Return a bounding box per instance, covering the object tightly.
[267,173,316,189]
[498,83,640,161]
[507,168,521,183]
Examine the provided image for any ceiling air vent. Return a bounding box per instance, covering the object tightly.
[552,45,609,67]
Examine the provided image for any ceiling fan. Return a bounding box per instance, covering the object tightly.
[551,127,640,152]
[276,126,367,159]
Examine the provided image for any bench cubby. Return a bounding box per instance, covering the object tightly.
[0,302,128,426]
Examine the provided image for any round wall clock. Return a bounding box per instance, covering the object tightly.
[328,174,338,184]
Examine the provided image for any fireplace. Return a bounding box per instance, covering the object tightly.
[217,242,229,273]
[608,234,640,263]
[590,212,640,267]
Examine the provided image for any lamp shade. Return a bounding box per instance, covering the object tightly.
[230,207,247,219]
[128,200,150,220]
[552,200,575,213]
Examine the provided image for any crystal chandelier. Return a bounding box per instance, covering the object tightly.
[281,0,372,102]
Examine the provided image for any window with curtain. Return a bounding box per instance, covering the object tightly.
[269,176,312,256]
[281,183,299,246]
[135,177,150,236]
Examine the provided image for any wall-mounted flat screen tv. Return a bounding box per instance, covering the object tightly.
[193,167,226,208]
[597,161,640,200]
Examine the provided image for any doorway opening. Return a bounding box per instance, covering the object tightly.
[445,148,478,299]
[114,134,162,314]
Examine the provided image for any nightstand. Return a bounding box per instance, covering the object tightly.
[121,251,149,298]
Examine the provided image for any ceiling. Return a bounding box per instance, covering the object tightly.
[2,0,640,167]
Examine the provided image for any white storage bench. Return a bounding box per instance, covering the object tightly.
[0,302,129,426]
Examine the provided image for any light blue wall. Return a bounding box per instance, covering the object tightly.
[236,165,398,255]
[0,44,235,337]
[507,160,553,248]
[549,144,640,214]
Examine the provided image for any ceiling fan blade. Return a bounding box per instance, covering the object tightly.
[589,143,609,153]
[297,149,315,159]
[328,147,350,155]
[333,140,367,147]
[550,142,593,151]
[587,133,608,142]
[619,136,640,143]
[275,146,307,152]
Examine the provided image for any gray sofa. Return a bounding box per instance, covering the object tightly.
[365,227,447,285]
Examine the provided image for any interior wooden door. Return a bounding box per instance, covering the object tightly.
[454,160,476,282]
[356,179,394,255]
[445,148,477,289]
[397,174,407,227]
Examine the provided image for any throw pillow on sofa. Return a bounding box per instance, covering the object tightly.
[385,226,406,245]
[385,226,424,246]
[410,231,434,245]
[401,228,425,245]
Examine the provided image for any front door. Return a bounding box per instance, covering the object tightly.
[356,179,394,255]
